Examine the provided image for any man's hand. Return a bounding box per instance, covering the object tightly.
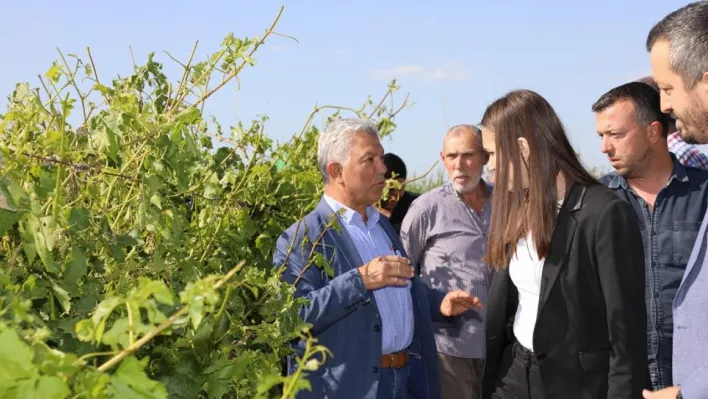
[358,255,414,291]
[642,387,680,399]
[440,290,483,317]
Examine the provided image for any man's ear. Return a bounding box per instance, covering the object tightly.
[517,137,530,162]
[326,162,343,183]
[648,121,664,143]
[698,71,708,98]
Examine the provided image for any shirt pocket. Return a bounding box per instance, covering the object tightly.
[672,221,702,266]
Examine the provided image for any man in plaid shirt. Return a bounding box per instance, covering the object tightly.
[638,76,708,170]
[400,125,493,399]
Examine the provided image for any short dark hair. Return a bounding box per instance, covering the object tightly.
[383,153,407,179]
[646,1,708,89]
[591,82,669,137]
[635,76,677,133]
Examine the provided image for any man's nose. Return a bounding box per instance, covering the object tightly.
[660,94,673,115]
[376,158,388,174]
[600,137,611,154]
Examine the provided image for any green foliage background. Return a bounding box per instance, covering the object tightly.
[0,8,410,398]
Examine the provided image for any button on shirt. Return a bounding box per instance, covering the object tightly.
[323,195,414,355]
[400,182,493,359]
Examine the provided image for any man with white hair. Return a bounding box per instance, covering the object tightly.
[274,118,483,398]
[400,124,493,399]
[644,2,708,398]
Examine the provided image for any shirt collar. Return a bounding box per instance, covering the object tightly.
[323,194,380,228]
[608,152,689,189]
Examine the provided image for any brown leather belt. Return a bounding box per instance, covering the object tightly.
[380,351,409,368]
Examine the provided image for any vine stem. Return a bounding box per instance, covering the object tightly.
[171,5,285,118]
[126,303,135,346]
[293,217,338,286]
[198,218,223,264]
[96,260,246,372]
[402,160,439,185]
[280,334,330,398]
[76,351,119,364]
[51,93,69,220]
[280,339,313,398]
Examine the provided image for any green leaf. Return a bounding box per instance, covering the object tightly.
[0,209,23,236]
[26,215,58,272]
[0,327,37,385]
[256,374,287,397]
[93,83,113,96]
[74,320,94,342]
[312,252,334,278]
[108,356,168,399]
[150,194,162,210]
[115,234,139,247]
[74,371,109,399]
[45,62,62,83]
[159,354,204,399]
[36,169,58,198]
[64,248,88,294]
[192,317,214,355]
[206,372,230,399]
[177,107,201,124]
[68,208,91,232]
[102,317,129,350]
[34,375,71,399]
[93,112,125,164]
[39,216,57,250]
[179,276,221,330]
[52,283,72,314]
[132,278,173,306]
[34,339,80,379]
[77,296,122,343]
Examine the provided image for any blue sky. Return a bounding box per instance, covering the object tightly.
[0,0,692,177]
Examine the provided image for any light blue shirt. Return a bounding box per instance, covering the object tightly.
[324,195,414,354]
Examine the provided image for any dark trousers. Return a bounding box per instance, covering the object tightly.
[438,353,484,399]
[492,341,546,399]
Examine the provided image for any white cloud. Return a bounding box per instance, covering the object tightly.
[370,60,472,83]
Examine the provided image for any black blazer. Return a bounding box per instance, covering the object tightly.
[482,183,647,399]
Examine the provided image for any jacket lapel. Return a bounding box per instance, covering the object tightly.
[314,198,363,271]
[537,184,586,314]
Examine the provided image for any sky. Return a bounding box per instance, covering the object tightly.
[0,0,695,178]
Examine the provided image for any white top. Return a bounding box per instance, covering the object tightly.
[509,200,564,352]
[509,231,545,351]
